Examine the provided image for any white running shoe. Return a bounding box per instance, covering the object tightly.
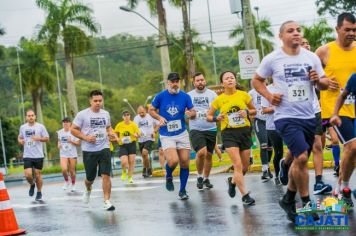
[83,189,91,204]
[62,181,70,190]
[71,184,76,192]
[103,200,115,211]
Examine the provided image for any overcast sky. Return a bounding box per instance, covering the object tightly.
[0,0,336,48]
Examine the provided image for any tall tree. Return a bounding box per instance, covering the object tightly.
[0,25,5,59]
[35,0,100,116]
[18,38,55,123]
[315,0,356,16]
[302,19,335,51]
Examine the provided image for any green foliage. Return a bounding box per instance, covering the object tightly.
[302,19,335,51]
[0,117,21,165]
[315,0,356,16]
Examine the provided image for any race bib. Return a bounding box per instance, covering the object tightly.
[228,112,245,126]
[122,136,131,144]
[288,84,309,102]
[167,120,182,132]
[196,110,207,120]
[26,140,35,148]
[62,144,71,151]
[93,130,106,141]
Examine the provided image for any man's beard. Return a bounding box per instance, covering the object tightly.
[168,87,180,94]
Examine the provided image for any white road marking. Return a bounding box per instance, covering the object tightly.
[12,203,48,209]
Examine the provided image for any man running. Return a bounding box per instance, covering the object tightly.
[316,13,356,177]
[134,105,159,178]
[252,20,330,222]
[71,90,118,211]
[57,117,80,191]
[18,109,49,201]
[149,72,196,200]
[188,72,217,190]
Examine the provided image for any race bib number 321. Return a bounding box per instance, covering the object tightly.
[288,84,309,102]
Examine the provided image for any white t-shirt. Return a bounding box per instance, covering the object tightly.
[312,87,321,114]
[133,114,159,143]
[18,123,49,158]
[57,129,79,158]
[187,88,217,131]
[72,108,111,152]
[256,47,325,121]
[261,85,277,130]
[248,89,267,121]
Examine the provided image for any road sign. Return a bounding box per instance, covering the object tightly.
[238,49,260,80]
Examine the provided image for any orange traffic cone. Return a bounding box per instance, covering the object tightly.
[0,173,26,236]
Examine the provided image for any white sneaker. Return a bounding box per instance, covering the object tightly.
[62,181,70,190]
[71,184,76,192]
[83,189,91,204]
[103,200,115,211]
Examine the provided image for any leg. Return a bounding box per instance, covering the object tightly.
[34,169,43,192]
[141,148,150,169]
[226,147,247,196]
[203,152,213,178]
[329,127,340,171]
[178,148,190,193]
[340,141,356,185]
[120,155,128,175]
[312,135,323,177]
[102,174,111,201]
[164,148,179,178]
[290,151,309,199]
[24,167,35,185]
[68,158,77,185]
[128,154,136,179]
[214,144,223,161]
[240,149,250,176]
[158,148,165,169]
[196,147,207,176]
[60,157,69,182]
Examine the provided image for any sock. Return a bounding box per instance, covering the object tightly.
[165,163,174,179]
[268,149,273,162]
[262,164,269,171]
[342,181,349,189]
[179,168,189,192]
[315,175,322,183]
[71,176,76,185]
[284,189,297,202]
[331,145,340,166]
[64,176,69,182]
[122,169,127,174]
[197,174,202,179]
[301,196,311,206]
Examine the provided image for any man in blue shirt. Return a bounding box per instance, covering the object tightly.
[149,72,196,200]
[330,73,356,208]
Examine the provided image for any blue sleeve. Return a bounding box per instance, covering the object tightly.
[151,93,161,109]
[186,94,194,110]
[346,73,356,94]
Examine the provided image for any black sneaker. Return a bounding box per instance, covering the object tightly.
[261,171,270,182]
[342,187,354,208]
[203,179,213,189]
[197,177,204,190]
[166,178,174,192]
[333,165,340,177]
[227,177,236,198]
[242,193,255,205]
[178,189,189,200]
[274,178,282,186]
[268,169,273,178]
[249,156,253,165]
[278,159,289,186]
[29,184,35,197]
[279,198,297,223]
[142,168,148,178]
[35,192,42,201]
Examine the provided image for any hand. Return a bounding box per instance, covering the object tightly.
[328,77,339,91]
[158,117,167,126]
[330,115,342,126]
[237,110,248,118]
[185,110,196,119]
[19,138,25,146]
[85,135,96,144]
[108,133,117,142]
[216,114,225,121]
[309,69,320,82]
[134,133,139,138]
[268,93,283,106]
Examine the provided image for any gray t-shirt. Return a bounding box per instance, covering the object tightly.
[19,122,49,158]
[256,48,325,121]
[72,108,111,152]
[133,114,159,143]
[57,129,79,158]
[261,84,277,130]
[248,89,267,121]
[188,88,217,131]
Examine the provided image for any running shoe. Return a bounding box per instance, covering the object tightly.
[148,168,153,177]
[313,181,332,195]
[166,178,174,191]
[29,184,35,197]
[197,177,204,190]
[121,171,127,181]
[142,168,148,178]
[261,171,271,182]
[341,187,354,208]
[62,181,70,190]
[83,189,91,204]
[178,189,189,200]
[268,169,273,178]
[35,192,42,201]
[203,179,214,189]
[242,193,255,205]
[103,200,115,211]
[71,184,76,192]
[128,176,134,184]
[333,165,340,177]
[279,198,297,223]
[227,177,236,198]
[274,177,282,186]
[278,158,289,186]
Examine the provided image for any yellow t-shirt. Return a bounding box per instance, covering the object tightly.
[114,121,141,145]
[211,90,252,130]
[320,41,356,119]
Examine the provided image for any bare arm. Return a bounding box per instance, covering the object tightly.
[107,126,119,142]
[207,106,224,122]
[262,106,274,114]
[149,105,166,126]
[71,124,95,143]
[252,74,283,106]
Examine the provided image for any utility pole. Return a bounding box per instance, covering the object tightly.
[241,0,256,50]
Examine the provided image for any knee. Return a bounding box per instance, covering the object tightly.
[242,166,248,175]
[142,150,148,157]
[295,154,308,166]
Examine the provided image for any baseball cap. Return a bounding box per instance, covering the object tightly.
[167,72,180,81]
[122,110,130,116]
[62,117,71,122]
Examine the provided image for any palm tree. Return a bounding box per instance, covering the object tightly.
[35,0,100,116]
[18,38,55,123]
[302,19,334,51]
[229,15,274,58]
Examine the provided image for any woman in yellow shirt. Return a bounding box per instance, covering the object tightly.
[114,110,141,183]
[207,71,256,205]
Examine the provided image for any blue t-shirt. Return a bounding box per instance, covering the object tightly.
[346,73,356,100]
[151,90,194,136]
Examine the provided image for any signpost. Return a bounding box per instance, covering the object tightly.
[238,49,260,80]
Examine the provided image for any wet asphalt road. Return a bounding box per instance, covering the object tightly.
[6,170,355,236]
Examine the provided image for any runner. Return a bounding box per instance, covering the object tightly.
[134,105,159,178]
[114,110,141,183]
[252,20,330,222]
[316,13,356,177]
[149,72,196,200]
[330,72,356,207]
[207,71,256,205]
[57,117,80,191]
[188,72,218,190]
[71,90,118,211]
[18,109,49,201]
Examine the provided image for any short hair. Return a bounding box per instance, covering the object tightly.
[279,20,296,33]
[137,105,146,112]
[26,109,35,115]
[193,72,203,79]
[337,12,356,27]
[89,90,103,98]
